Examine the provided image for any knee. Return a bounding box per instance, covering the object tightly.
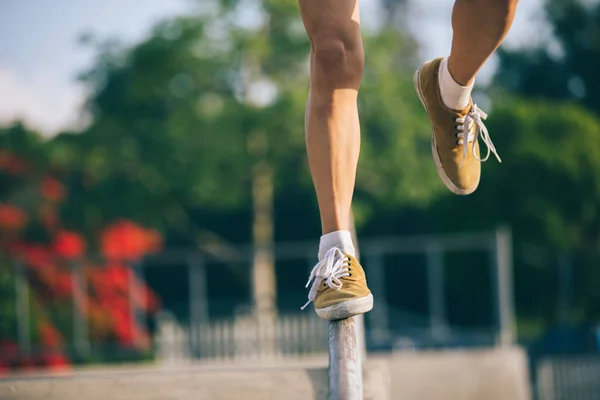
[311,34,364,88]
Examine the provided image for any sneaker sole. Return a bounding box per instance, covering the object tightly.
[413,64,477,196]
[315,293,374,321]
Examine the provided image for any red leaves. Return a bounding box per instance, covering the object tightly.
[137,284,161,313]
[39,204,58,231]
[42,352,70,371]
[105,263,130,291]
[0,150,28,176]
[16,244,54,270]
[39,321,63,347]
[101,220,162,261]
[40,175,66,202]
[88,262,158,347]
[53,231,86,260]
[86,299,113,339]
[0,360,8,377]
[53,271,73,297]
[0,203,27,230]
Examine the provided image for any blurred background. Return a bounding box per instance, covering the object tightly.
[1,0,599,398]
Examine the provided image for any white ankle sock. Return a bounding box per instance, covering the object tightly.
[318,230,355,260]
[438,57,473,110]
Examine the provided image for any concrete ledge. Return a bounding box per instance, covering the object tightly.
[0,348,530,400]
[389,347,531,400]
[0,359,390,400]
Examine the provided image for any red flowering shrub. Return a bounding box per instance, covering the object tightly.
[101,221,161,261]
[41,352,69,371]
[0,150,28,176]
[39,204,58,231]
[39,321,63,348]
[0,204,27,230]
[0,361,8,377]
[40,176,66,202]
[53,231,86,259]
[0,162,163,374]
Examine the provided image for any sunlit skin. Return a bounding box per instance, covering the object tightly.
[298,0,518,234]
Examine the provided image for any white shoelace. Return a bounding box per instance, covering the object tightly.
[301,247,350,310]
[456,104,502,166]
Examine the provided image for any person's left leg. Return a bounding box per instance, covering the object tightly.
[298,0,373,321]
[414,0,518,195]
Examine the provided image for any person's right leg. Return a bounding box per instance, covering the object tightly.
[414,0,518,195]
[448,0,519,87]
[298,0,372,320]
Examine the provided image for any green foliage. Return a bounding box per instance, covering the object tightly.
[358,31,443,209]
[496,0,600,114]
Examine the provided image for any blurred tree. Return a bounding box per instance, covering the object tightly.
[70,5,309,250]
[495,0,600,114]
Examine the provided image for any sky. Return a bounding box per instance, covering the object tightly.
[0,0,545,135]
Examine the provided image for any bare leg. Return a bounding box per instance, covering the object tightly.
[298,0,363,235]
[449,0,519,85]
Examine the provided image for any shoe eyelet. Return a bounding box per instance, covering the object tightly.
[348,268,352,272]
[349,273,352,277]
[323,283,327,287]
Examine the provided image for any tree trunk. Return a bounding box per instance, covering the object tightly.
[248,131,276,320]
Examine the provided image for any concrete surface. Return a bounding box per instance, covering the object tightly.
[0,348,530,400]
[0,358,389,400]
[390,347,531,400]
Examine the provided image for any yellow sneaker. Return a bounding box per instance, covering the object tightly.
[413,57,501,195]
[301,248,373,320]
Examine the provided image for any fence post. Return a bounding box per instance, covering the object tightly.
[365,246,389,347]
[495,226,515,347]
[188,255,208,358]
[329,317,363,400]
[14,260,31,356]
[426,243,447,345]
[128,261,145,348]
[71,260,90,356]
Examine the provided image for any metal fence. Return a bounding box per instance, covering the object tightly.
[155,311,328,363]
[3,228,515,363]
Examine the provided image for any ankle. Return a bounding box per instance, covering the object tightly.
[319,230,355,260]
[438,57,474,110]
